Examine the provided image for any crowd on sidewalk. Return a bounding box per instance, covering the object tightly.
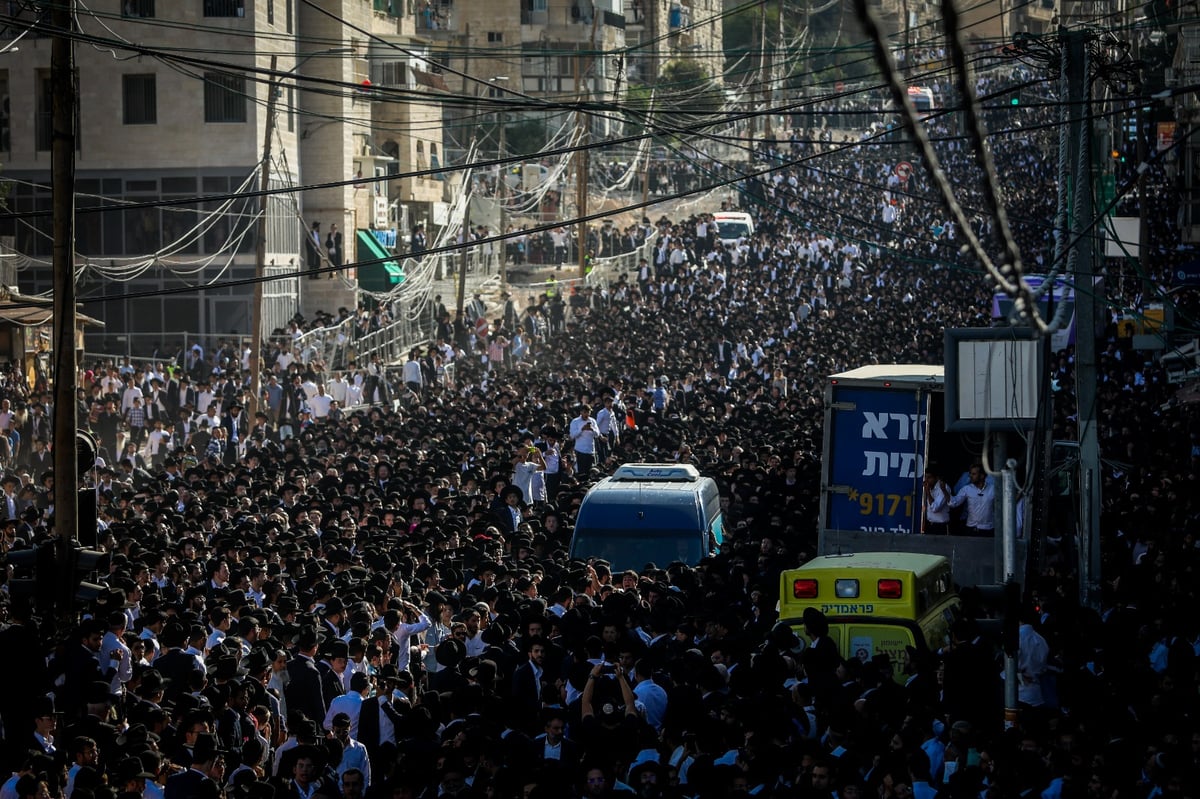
[0,79,1194,799]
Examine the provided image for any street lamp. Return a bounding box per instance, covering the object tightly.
[251,47,351,419]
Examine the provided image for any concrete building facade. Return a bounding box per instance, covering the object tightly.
[0,0,445,351]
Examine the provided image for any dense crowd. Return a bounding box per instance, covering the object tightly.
[0,73,1195,799]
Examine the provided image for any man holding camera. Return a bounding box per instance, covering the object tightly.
[569,404,600,477]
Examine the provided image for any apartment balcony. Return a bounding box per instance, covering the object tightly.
[523,5,624,37]
[622,0,646,29]
[414,0,460,36]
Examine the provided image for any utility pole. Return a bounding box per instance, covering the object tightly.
[498,116,507,288]
[1001,459,1020,729]
[251,54,279,420]
[456,137,476,318]
[574,53,589,277]
[51,0,78,611]
[750,0,765,142]
[1067,30,1102,610]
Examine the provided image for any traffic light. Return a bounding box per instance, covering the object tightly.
[5,541,58,611]
[1010,95,1020,106]
[960,580,1021,656]
[61,542,107,610]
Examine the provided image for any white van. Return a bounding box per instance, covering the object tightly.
[712,212,754,244]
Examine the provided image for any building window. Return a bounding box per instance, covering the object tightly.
[487,31,503,42]
[285,0,292,31]
[122,0,155,17]
[286,84,294,132]
[203,72,247,123]
[267,0,274,24]
[203,0,244,17]
[122,74,157,125]
[416,141,426,171]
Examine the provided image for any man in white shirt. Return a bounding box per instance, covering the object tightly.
[121,378,144,415]
[328,374,350,406]
[948,464,995,536]
[371,603,431,673]
[308,385,333,419]
[324,671,369,737]
[594,395,619,465]
[402,352,423,394]
[102,612,133,697]
[1017,612,1050,707]
[568,405,599,476]
[922,465,952,535]
[301,376,320,404]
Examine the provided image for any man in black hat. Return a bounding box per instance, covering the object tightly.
[27,696,56,756]
[1,474,22,521]
[493,484,526,535]
[321,597,346,638]
[274,745,330,799]
[316,640,349,709]
[164,731,224,799]
[222,402,248,465]
[284,628,326,726]
[114,756,157,796]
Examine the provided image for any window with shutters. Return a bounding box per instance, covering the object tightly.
[122,74,157,125]
[203,0,244,17]
[122,0,155,17]
[203,72,247,123]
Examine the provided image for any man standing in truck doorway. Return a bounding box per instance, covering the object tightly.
[922,463,952,535]
[947,464,995,536]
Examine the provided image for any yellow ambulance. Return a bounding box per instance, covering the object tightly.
[778,552,960,671]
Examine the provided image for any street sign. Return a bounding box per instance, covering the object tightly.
[894,161,914,182]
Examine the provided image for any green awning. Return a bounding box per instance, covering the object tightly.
[355,230,405,291]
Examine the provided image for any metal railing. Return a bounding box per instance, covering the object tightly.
[353,313,422,367]
[585,237,655,287]
[291,316,355,379]
[81,333,252,370]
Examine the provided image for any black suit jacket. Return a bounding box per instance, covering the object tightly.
[316,661,346,710]
[532,733,581,768]
[284,655,325,726]
[357,694,409,774]
[165,769,214,799]
[509,661,544,734]
[492,503,522,535]
[58,644,112,719]
[154,648,204,706]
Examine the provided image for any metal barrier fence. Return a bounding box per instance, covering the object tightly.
[291,316,356,376]
[82,333,252,372]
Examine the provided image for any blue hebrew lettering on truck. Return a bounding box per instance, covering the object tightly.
[828,388,925,534]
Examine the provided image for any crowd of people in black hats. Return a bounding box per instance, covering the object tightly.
[0,71,1196,799]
